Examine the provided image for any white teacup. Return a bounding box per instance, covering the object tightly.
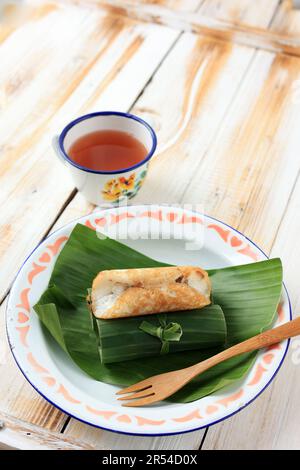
[53,111,157,205]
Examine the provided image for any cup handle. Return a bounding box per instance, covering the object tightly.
[52,135,66,165]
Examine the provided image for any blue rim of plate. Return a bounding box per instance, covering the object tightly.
[58,111,157,175]
[6,208,292,437]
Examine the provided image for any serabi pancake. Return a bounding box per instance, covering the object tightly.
[91,266,211,319]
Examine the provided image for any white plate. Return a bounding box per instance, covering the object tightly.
[6,205,291,436]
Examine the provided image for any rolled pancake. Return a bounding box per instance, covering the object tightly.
[91,266,211,319]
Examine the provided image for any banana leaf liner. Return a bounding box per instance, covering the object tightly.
[34,224,282,403]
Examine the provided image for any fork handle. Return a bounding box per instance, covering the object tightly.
[189,316,300,377]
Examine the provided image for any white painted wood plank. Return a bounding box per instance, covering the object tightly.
[0,299,67,431]
[0,411,96,450]
[181,49,300,249]
[0,0,179,444]
[71,0,280,29]
[80,0,300,56]
[200,0,280,28]
[0,195,95,439]
[203,176,300,449]
[65,419,204,450]
[130,35,256,205]
[120,0,204,13]
[190,9,300,449]
[0,1,178,302]
[47,0,204,14]
[271,0,300,35]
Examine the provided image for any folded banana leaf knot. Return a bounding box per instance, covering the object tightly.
[139,314,183,354]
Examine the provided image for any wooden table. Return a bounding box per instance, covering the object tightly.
[1,0,300,450]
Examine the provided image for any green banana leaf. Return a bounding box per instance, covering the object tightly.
[34,224,282,403]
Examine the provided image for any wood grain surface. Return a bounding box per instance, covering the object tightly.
[1,0,300,450]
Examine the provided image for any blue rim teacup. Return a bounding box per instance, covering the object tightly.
[53,111,157,205]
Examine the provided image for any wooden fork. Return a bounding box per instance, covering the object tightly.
[117,316,300,407]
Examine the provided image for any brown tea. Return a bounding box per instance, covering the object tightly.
[68,130,148,171]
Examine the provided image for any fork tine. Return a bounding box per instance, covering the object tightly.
[121,394,159,407]
[117,388,154,401]
[116,379,152,395]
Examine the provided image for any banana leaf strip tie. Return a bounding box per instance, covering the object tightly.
[139,314,183,354]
